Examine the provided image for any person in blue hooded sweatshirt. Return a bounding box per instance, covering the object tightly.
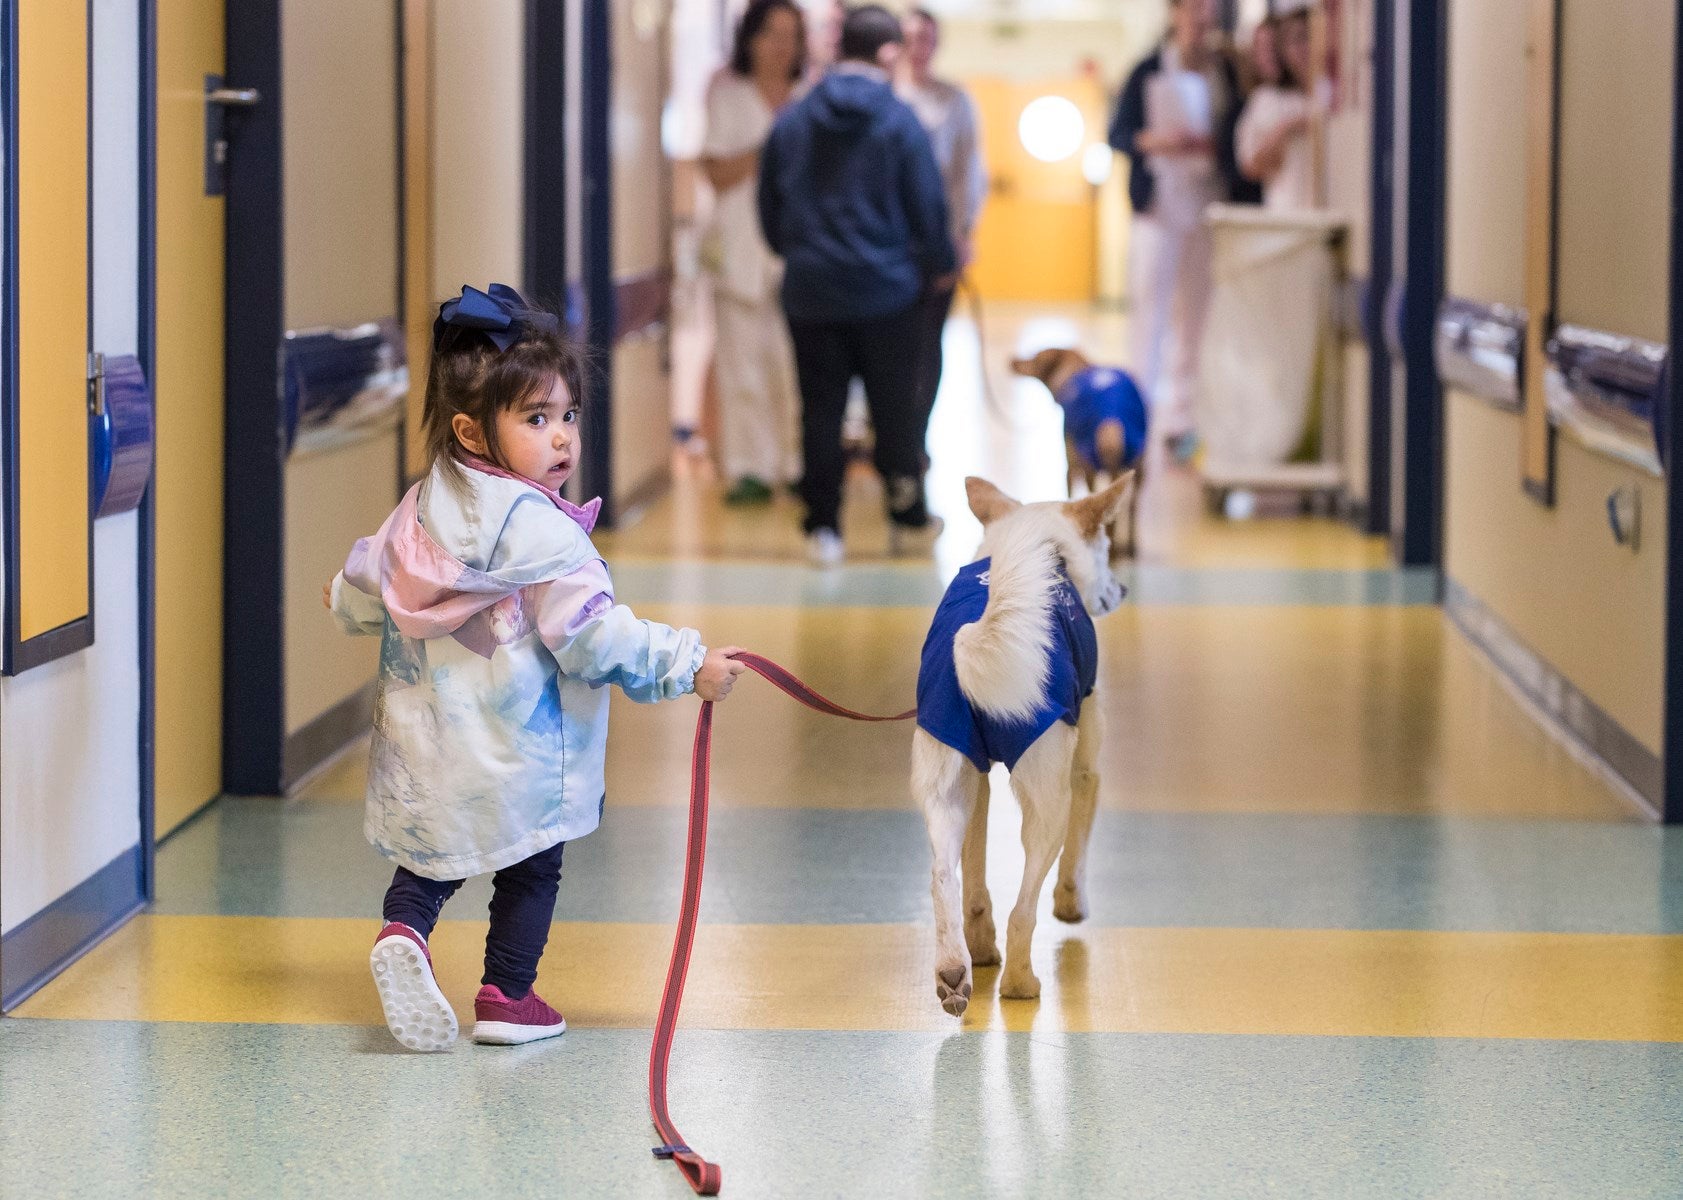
[758,3,956,567]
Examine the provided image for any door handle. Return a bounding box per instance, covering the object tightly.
[207,87,261,107]
[204,75,260,196]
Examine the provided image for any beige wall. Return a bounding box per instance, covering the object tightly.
[1445,395,1665,753]
[432,0,524,297]
[611,0,672,509]
[1326,0,1376,505]
[283,434,393,735]
[1556,0,1674,341]
[1445,0,1527,308]
[282,0,399,330]
[1441,0,1668,759]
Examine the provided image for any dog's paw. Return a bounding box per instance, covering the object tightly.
[935,963,973,1017]
[999,967,1041,1001]
[1052,883,1088,924]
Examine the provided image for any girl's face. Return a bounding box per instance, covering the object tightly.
[752,7,800,78]
[454,375,581,490]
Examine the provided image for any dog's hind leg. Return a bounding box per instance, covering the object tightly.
[1054,698,1102,923]
[962,777,999,966]
[1000,723,1077,1000]
[913,730,980,1017]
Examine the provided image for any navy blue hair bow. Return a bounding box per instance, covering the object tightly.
[433,283,560,352]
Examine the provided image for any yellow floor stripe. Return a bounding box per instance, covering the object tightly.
[18,915,1683,1041]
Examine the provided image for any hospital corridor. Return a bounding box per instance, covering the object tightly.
[3,2,1683,1197]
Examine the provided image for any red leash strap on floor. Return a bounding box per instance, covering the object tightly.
[648,653,915,1195]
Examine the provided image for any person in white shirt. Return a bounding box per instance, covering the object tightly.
[1236,10,1319,212]
[700,0,806,506]
[899,7,986,460]
[1108,0,1247,462]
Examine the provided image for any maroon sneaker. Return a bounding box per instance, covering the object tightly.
[370,922,458,1052]
[472,984,567,1045]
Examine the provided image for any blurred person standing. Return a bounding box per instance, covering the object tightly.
[700,0,808,506]
[1108,0,1248,461]
[899,6,986,465]
[1236,9,1319,211]
[759,4,955,566]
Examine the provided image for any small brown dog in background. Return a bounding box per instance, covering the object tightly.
[1010,347,1149,559]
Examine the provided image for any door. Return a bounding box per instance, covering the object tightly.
[967,75,1106,303]
[154,0,224,834]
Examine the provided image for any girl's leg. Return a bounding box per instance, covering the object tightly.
[483,840,566,999]
[382,865,464,940]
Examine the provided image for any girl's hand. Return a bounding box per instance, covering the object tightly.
[695,646,749,702]
[322,580,333,610]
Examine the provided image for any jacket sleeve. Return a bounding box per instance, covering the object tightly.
[757,125,786,256]
[1109,61,1149,160]
[330,570,386,637]
[901,117,957,280]
[535,559,706,703]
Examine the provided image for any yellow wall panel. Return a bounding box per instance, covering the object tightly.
[16,0,90,641]
[154,0,225,832]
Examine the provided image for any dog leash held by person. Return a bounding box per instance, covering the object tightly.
[649,651,915,1195]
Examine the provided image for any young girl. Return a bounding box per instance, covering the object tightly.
[327,283,746,1052]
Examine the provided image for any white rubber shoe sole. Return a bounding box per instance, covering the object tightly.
[370,934,458,1052]
[472,1016,568,1046]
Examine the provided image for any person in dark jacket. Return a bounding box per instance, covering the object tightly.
[759,3,956,566]
[1107,0,1250,462]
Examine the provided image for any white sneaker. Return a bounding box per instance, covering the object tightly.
[806,528,845,567]
[889,515,944,558]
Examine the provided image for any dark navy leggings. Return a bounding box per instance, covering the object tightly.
[381,840,565,1000]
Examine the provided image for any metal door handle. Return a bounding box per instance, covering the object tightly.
[207,87,261,106]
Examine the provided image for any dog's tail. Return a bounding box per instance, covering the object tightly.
[953,524,1057,721]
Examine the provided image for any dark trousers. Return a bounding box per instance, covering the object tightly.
[787,304,929,535]
[912,285,957,462]
[382,840,565,1001]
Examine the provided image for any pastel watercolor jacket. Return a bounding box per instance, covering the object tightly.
[331,458,704,880]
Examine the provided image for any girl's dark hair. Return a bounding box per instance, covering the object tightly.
[730,0,807,81]
[423,308,585,485]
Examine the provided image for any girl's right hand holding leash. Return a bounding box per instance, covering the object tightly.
[695,646,749,702]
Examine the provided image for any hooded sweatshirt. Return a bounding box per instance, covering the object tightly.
[758,64,956,323]
[331,458,704,879]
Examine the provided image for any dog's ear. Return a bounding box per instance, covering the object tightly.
[965,476,1020,525]
[1065,472,1135,538]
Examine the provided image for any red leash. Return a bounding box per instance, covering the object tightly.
[649,651,915,1195]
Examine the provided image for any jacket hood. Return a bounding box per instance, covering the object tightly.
[809,70,898,134]
[344,460,601,644]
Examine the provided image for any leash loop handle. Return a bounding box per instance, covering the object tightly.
[647,654,915,1195]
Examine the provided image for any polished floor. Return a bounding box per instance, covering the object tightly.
[6,306,1682,1198]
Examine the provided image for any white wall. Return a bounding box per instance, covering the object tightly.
[1,0,144,934]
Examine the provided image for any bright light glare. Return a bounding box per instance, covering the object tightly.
[1018,96,1085,163]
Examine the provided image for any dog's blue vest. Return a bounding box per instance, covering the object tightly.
[1056,366,1148,473]
[917,558,1100,773]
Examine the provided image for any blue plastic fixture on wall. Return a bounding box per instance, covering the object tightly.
[92,354,153,518]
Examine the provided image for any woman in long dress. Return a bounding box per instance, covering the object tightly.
[701,0,806,505]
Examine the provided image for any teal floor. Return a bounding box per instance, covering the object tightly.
[4,1020,1681,1199]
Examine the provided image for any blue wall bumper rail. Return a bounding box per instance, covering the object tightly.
[1435,296,1526,412]
[1546,324,1665,475]
[282,317,407,456]
[92,353,154,518]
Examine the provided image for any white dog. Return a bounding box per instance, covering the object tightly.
[912,474,1130,1015]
